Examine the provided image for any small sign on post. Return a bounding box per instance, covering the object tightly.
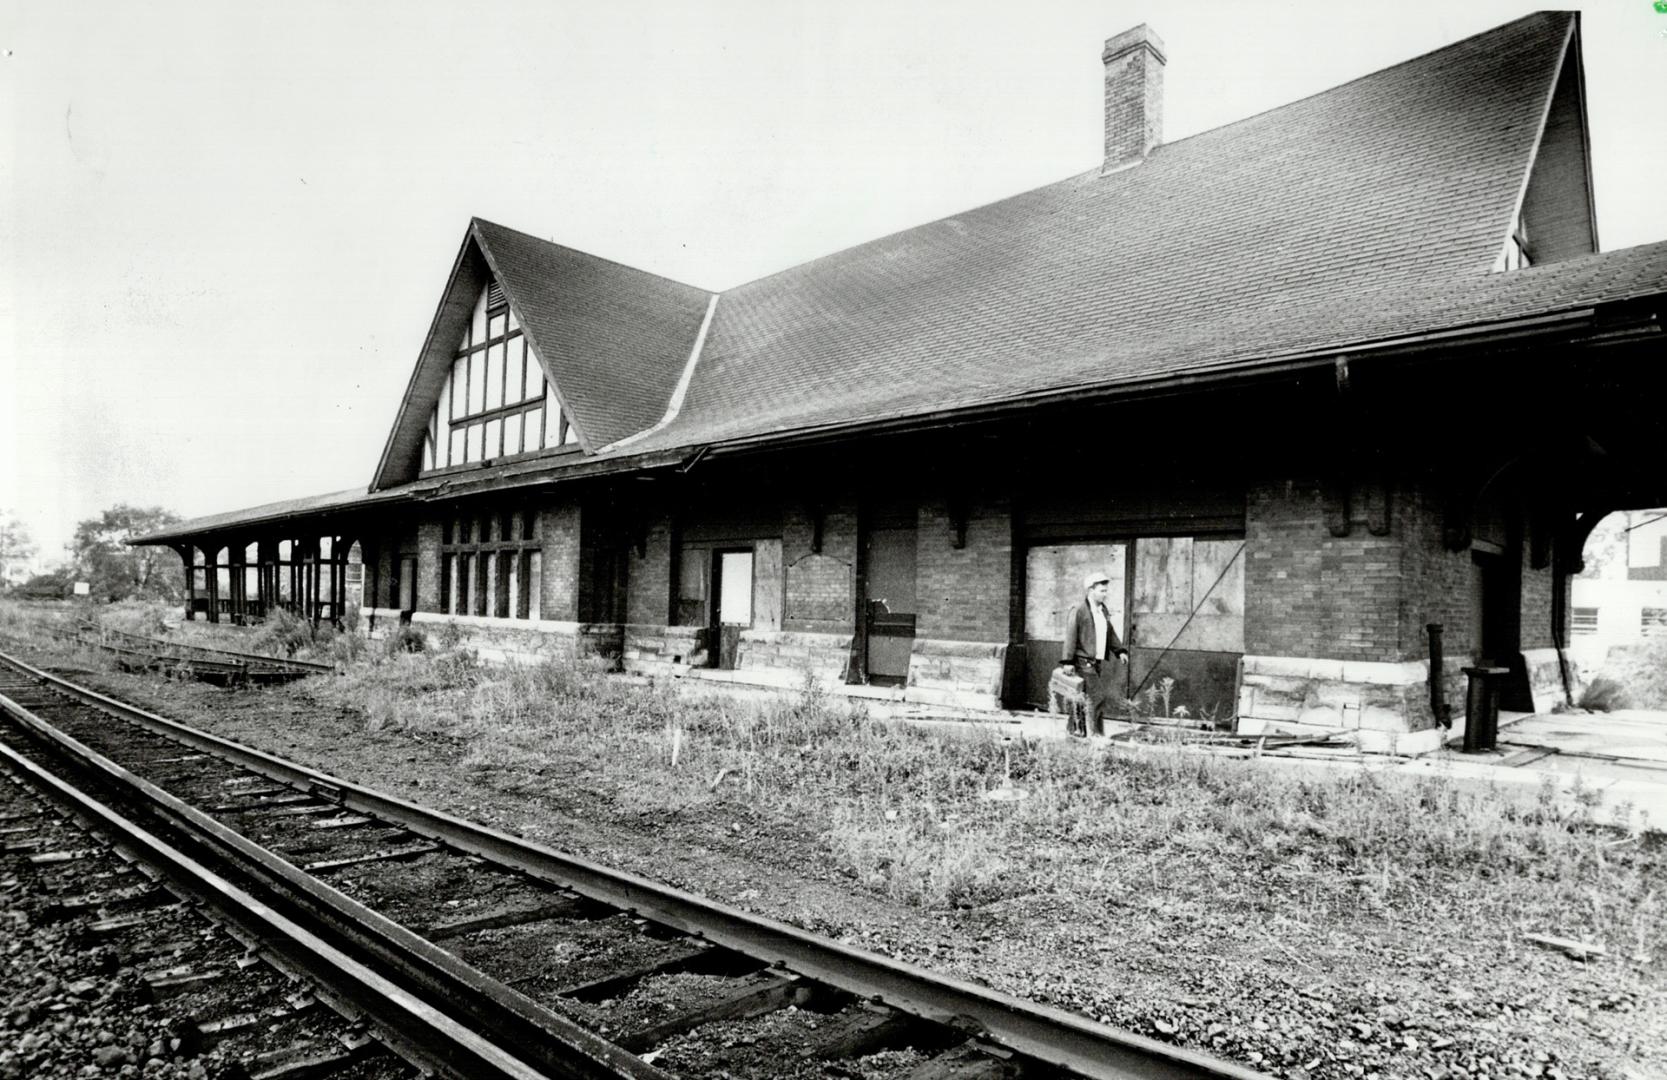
[73,582,91,597]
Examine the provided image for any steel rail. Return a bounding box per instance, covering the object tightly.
[94,626,333,674]
[0,648,1271,1080]
[0,681,673,1080]
[0,711,554,1080]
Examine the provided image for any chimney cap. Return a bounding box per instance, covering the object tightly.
[1103,24,1166,65]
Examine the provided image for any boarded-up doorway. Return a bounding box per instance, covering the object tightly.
[1023,543,1130,708]
[863,526,917,686]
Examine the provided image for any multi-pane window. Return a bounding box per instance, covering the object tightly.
[440,509,542,620]
[421,280,582,472]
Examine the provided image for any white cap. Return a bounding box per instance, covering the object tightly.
[1084,571,1111,589]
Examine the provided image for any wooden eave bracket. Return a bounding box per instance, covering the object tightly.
[1364,479,1392,537]
[1441,482,1474,552]
[1560,509,1607,575]
[946,496,971,550]
[1326,473,1392,539]
[1323,479,1351,538]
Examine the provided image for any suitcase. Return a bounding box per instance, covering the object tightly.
[1047,667,1089,737]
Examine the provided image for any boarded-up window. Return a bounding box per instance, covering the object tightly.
[1024,544,1128,643]
[677,548,709,626]
[1131,537,1244,653]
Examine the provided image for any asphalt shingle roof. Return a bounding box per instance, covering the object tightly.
[472,220,713,450]
[640,11,1582,450]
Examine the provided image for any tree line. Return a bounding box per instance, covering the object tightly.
[0,505,184,602]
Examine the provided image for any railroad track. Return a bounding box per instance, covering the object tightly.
[1,752,414,1079]
[70,625,331,686]
[0,646,1270,1080]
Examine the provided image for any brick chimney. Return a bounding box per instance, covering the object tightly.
[1102,24,1165,173]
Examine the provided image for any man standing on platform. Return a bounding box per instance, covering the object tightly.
[1061,571,1129,736]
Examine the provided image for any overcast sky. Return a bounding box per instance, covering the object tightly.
[4,0,1665,568]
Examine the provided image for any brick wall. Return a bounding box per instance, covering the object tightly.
[540,502,580,622]
[1397,484,1475,666]
[415,520,443,613]
[1245,479,1402,662]
[783,502,857,634]
[1518,517,1558,651]
[628,513,674,626]
[915,497,1011,642]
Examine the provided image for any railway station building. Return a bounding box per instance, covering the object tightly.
[135,12,1667,752]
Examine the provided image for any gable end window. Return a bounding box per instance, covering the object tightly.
[420,279,581,472]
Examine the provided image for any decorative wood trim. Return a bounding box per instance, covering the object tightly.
[946,496,971,550]
[1364,478,1392,537]
[1322,479,1351,538]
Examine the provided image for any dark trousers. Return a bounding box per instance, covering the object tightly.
[1074,659,1118,736]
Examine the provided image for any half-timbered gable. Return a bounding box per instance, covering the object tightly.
[372,218,712,488]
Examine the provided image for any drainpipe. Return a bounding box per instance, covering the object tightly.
[1426,623,1452,728]
[1551,547,1575,708]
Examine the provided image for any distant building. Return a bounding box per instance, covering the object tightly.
[134,13,1667,752]
[1571,511,1667,655]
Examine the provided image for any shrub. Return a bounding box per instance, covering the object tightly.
[1579,675,1630,712]
[249,608,315,658]
[1597,641,1667,710]
[431,645,482,688]
[384,624,427,655]
[330,629,367,666]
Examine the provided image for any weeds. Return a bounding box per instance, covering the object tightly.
[248,608,317,658]
[1580,675,1630,712]
[1588,641,1667,710]
[301,642,1663,951]
[11,596,1658,954]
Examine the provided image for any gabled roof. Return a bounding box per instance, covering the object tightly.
[624,11,1584,450]
[142,10,1667,548]
[371,219,711,490]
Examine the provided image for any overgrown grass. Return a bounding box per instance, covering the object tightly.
[0,598,119,674]
[4,598,1658,957]
[305,644,1666,959]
